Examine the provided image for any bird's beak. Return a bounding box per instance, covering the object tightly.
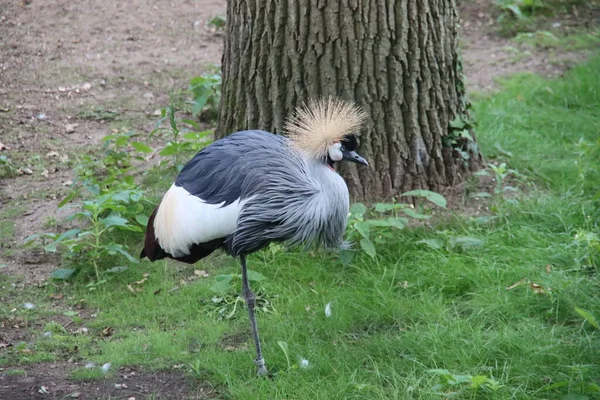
[342,150,369,166]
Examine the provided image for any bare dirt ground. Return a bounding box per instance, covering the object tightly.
[0,0,597,398]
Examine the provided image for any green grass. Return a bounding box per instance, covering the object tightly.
[475,56,600,194]
[514,29,600,52]
[2,57,600,399]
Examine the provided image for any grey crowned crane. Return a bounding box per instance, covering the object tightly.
[140,98,368,376]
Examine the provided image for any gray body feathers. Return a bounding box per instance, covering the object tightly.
[174,130,349,257]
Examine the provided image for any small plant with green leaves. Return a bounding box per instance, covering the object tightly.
[344,190,447,260]
[0,154,18,178]
[446,115,479,166]
[207,14,226,30]
[494,0,545,34]
[206,270,275,320]
[429,369,504,397]
[25,189,149,280]
[188,72,221,120]
[496,0,546,20]
[71,130,151,195]
[572,229,600,272]
[151,96,213,171]
[470,162,523,202]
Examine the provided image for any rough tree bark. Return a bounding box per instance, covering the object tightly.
[216,0,483,200]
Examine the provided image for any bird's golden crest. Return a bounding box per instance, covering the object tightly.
[284,97,366,159]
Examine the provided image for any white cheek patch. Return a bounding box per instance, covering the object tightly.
[328,143,343,161]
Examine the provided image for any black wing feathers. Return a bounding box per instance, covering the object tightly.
[175,130,283,206]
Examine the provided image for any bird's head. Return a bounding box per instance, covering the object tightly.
[284,97,369,167]
[327,134,368,166]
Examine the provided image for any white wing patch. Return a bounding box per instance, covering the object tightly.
[154,184,247,257]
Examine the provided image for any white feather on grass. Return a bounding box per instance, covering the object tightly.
[101,363,112,374]
[325,302,332,318]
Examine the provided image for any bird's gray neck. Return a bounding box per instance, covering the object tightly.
[305,158,350,248]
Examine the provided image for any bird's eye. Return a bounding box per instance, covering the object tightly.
[340,145,345,152]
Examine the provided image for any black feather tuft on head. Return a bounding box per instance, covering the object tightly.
[340,134,359,151]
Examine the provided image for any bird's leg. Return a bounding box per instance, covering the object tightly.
[240,255,268,376]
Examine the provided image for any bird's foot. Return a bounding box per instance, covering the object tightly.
[255,357,268,377]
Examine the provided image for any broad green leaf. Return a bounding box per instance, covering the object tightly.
[210,279,232,293]
[367,219,391,227]
[130,191,143,202]
[159,145,178,156]
[402,208,431,220]
[470,375,489,388]
[387,218,407,229]
[360,238,376,258]
[277,341,289,354]
[111,190,134,202]
[50,268,77,280]
[350,203,367,216]
[374,203,403,212]
[135,214,149,227]
[447,374,472,385]
[459,129,474,141]
[100,214,129,228]
[401,190,447,208]
[55,228,82,243]
[575,307,599,329]
[247,270,266,282]
[23,234,41,246]
[354,221,371,238]
[44,243,58,253]
[106,243,139,263]
[181,119,200,129]
[506,4,524,19]
[131,141,153,153]
[416,238,443,250]
[192,93,210,116]
[277,340,291,368]
[449,116,466,129]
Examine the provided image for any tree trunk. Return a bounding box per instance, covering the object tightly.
[216,0,483,200]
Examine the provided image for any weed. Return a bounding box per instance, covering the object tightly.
[207,14,226,30]
[188,72,221,120]
[207,270,275,320]
[429,368,503,397]
[150,95,213,171]
[77,109,119,122]
[344,190,447,259]
[0,154,18,178]
[496,0,546,21]
[25,188,148,280]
